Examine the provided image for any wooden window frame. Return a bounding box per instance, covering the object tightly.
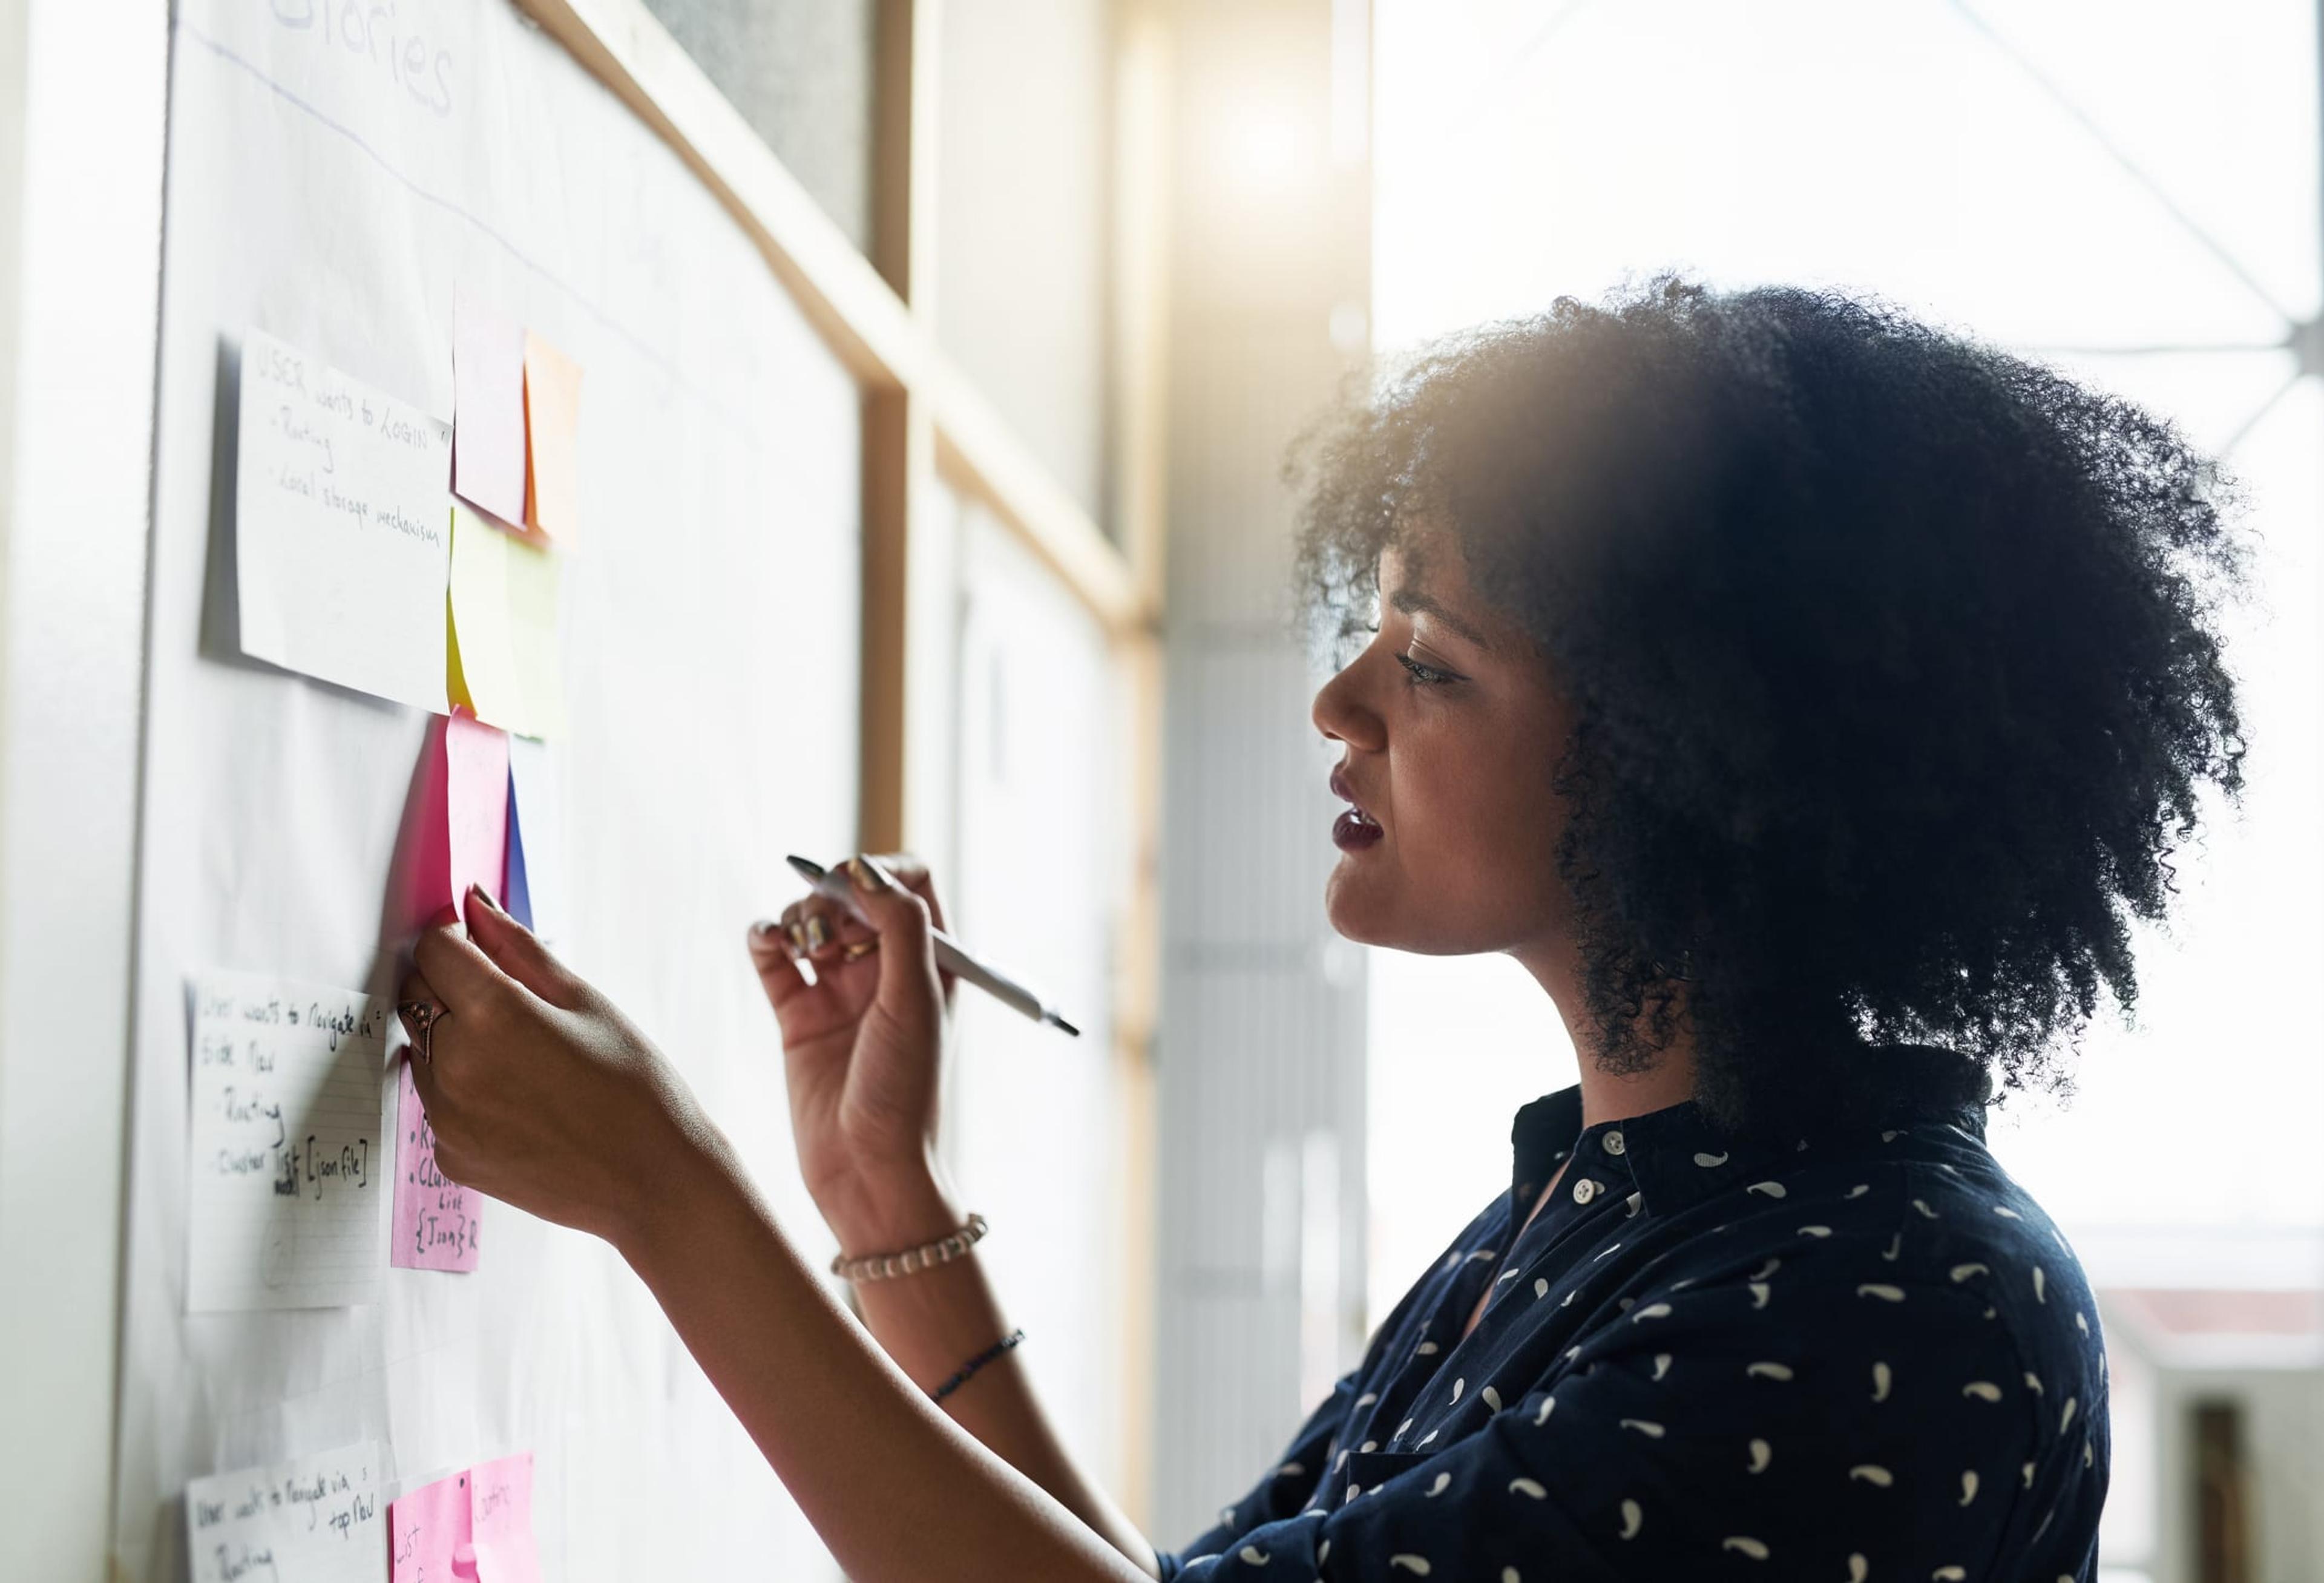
[514,0,1169,1518]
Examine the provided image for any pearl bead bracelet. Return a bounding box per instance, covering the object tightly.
[830,1211,989,1283]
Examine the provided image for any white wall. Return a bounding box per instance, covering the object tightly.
[0,1,168,1574]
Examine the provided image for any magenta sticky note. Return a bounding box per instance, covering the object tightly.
[445,711,510,923]
[453,295,527,526]
[389,1467,471,1583]
[398,713,509,932]
[390,1057,480,1271]
[468,1453,541,1583]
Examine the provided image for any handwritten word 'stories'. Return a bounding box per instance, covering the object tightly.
[186,1440,386,1583]
[236,327,452,710]
[188,971,391,1311]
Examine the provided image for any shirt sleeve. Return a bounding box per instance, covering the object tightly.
[1160,1263,2044,1582]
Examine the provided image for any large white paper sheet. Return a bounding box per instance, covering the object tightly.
[236,327,452,711]
[186,1440,388,1583]
[187,972,392,1312]
[123,4,864,1579]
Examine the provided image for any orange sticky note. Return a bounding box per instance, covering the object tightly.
[522,333,582,542]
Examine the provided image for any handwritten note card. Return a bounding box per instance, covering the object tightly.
[452,294,527,526]
[391,1056,478,1272]
[237,327,452,711]
[186,1440,387,1583]
[391,1454,540,1583]
[521,332,582,541]
[188,973,390,1312]
[447,505,565,738]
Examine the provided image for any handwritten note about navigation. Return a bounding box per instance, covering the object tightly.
[391,1056,478,1272]
[186,1441,386,1583]
[390,1453,540,1583]
[188,973,390,1312]
[448,505,565,738]
[236,327,453,711]
[453,294,528,526]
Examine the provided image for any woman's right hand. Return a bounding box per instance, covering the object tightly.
[746,854,964,1251]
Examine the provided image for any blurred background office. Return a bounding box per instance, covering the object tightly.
[0,1,2314,1579]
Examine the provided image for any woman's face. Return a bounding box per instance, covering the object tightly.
[1311,538,1576,955]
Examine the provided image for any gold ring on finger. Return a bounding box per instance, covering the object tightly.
[841,938,880,962]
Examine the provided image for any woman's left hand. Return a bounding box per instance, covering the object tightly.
[398,885,717,1249]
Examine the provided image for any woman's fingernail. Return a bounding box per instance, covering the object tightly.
[750,919,780,939]
[847,855,895,893]
[468,883,503,914]
[803,915,831,951]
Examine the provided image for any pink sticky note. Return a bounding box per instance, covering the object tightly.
[468,1453,541,1583]
[453,295,527,526]
[445,712,510,923]
[389,1467,472,1583]
[391,1057,480,1271]
[399,713,510,931]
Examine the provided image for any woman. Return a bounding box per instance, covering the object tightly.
[400,277,2245,1580]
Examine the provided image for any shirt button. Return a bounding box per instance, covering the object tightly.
[1603,1130,1626,1156]
[1572,1178,1599,1205]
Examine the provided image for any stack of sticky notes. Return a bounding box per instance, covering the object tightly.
[447,297,578,738]
[232,306,580,735]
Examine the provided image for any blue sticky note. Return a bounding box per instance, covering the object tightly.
[502,775,534,931]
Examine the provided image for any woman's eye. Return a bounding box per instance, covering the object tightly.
[1396,651,1459,686]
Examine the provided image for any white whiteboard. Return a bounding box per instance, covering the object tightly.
[116,2,862,1577]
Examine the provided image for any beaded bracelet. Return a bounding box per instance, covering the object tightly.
[932,1328,1025,1402]
[830,1211,989,1283]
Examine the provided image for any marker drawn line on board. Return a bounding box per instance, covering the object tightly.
[174,17,752,442]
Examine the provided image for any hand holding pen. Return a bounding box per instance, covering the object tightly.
[744,853,1075,1254]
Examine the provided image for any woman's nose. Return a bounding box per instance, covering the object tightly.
[1312,657,1385,751]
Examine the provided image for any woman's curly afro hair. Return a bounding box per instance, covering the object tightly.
[1293,274,2250,1142]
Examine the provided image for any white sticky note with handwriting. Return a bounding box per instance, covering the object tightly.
[186,1440,387,1583]
[237,327,452,710]
[188,972,393,1311]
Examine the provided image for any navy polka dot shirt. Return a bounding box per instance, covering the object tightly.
[1157,1063,2109,1581]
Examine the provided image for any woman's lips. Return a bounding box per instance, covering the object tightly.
[1328,765,1382,851]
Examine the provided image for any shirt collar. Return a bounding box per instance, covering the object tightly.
[1507,1045,1991,1217]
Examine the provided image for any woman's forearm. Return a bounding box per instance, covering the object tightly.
[615,1128,1155,1583]
[832,1173,1161,1575]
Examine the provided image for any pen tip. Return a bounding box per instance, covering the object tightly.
[1048,1014,1082,1038]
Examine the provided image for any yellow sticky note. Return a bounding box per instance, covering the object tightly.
[504,519,566,739]
[522,332,582,542]
[448,505,565,737]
